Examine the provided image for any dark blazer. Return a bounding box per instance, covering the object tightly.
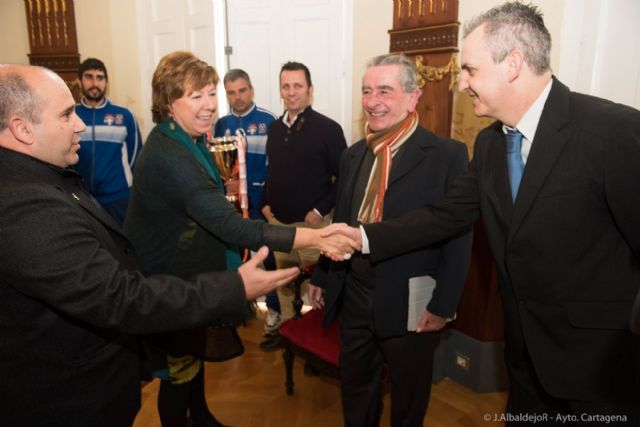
[0,148,248,426]
[313,126,472,337]
[124,126,294,358]
[364,78,640,401]
[125,125,294,279]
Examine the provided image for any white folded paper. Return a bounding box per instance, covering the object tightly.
[407,275,437,331]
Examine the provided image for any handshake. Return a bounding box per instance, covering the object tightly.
[238,224,362,300]
[295,223,362,262]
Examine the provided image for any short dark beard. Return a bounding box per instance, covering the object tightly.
[82,88,105,103]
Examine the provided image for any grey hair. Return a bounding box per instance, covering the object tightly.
[463,1,551,75]
[0,70,41,131]
[367,54,419,92]
[223,68,252,87]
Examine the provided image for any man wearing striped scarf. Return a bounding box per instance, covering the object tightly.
[308,54,472,427]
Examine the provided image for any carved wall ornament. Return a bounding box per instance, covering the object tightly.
[60,0,69,45]
[24,0,80,100]
[415,53,460,91]
[395,0,451,21]
[26,0,72,49]
[25,0,36,44]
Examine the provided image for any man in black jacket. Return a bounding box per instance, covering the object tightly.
[308,54,472,427]
[325,3,640,424]
[260,61,347,349]
[0,64,300,427]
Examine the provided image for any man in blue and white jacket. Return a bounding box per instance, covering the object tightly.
[75,58,142,224]
[214,69,283,343]
[214,69,278,220]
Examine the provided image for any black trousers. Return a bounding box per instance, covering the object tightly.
[339,274,438,427]
[505,347,639,426]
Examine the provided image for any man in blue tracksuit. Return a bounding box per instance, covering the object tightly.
[214,68,278,220]
[75,58,142,224]
[214,69,282,346]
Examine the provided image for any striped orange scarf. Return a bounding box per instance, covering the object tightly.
[358,111,418,224]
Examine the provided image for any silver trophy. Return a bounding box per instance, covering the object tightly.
[207,135,239,202]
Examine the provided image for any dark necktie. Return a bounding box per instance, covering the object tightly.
[506,129,524,201]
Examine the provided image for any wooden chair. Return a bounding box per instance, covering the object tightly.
[278,266,341,395]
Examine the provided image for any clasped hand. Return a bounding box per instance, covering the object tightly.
[312,225,360,261]
[293,223,361,261]
[317,223,362,261]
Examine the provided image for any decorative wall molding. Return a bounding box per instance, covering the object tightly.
[390,23,458,54]
[415,53,460,91]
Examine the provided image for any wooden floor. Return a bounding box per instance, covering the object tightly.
[133,310,507,427]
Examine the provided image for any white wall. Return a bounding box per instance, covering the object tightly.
[0,2,29,64]
[557,0,640,109]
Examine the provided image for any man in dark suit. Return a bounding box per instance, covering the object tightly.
[324,2,640,424]
[308,54,472,427]
[0,64,302,427]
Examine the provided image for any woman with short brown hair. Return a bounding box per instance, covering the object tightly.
[125,51,353,427]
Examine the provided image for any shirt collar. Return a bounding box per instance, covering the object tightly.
[502,79,552,141]
[80,96,109,109]
[282,106,308,128]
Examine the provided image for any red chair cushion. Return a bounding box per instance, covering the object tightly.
[279,308,340,366]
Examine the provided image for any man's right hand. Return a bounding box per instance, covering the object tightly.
[238,246,299,300]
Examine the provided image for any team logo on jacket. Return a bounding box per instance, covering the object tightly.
[103,114,124,125]
[258,123,267,134]
[247,123,257,135]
